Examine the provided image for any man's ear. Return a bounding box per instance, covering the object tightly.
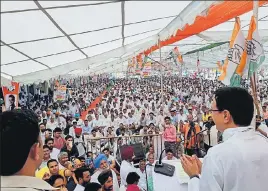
[30,142,41,161]
[223,110,231,124]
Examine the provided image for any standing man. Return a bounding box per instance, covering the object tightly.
[181,114,201,156]
[53,127,65,150]
[163,116,177,157]
[181,87,268,191]
[1,109,56,190]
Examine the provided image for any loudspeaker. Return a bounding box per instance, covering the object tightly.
[119,143,145,162]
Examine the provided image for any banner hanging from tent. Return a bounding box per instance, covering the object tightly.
[2,81,20,111]
[54,85,67,101]
[142,62,152,77]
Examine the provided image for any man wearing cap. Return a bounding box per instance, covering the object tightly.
[74,127,86,157]
[91,154,119,191]
[120,146,137,188]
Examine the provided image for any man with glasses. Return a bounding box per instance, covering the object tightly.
[181,87,268,191]
[1,110,56,191]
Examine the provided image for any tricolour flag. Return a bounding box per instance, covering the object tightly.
[219,17,245,86]
[245,16,265,78]
[170,47,183,66]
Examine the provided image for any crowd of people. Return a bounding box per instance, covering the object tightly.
[1,75,268,191]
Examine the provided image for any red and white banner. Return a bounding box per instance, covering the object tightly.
[2,81,20,111]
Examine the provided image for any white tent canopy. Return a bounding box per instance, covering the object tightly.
[1,1,268,84]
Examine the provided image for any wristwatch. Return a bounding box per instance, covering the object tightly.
[190,175,200,179]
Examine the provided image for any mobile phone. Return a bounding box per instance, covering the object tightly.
[68,141,73,148]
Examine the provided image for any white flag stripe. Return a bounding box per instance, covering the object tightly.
[222,25,245,85]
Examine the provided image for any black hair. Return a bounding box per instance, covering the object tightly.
[47,174,64,187]
[126,172,140,184]
[65,135,73,141]
[139,159,146,163]
[74,167,90,181]
[78,156,85,161]
[214,87,254,126]
[45,138,54,144]
[85,182,102,191]
[102,148,109,153]
[46,128,52,132]
[0,110,39,175]
[164,116,171,121]
[39,123,44,126]
[166,149,173,154]
[43,145,50,150]
[256,115,262,120]
[8,94,15,101]
[91,129,97,133]
[97,169,113,185]
[54,127,62,133]
[47,159,58,167]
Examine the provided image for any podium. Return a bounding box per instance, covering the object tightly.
[152,160,193,191]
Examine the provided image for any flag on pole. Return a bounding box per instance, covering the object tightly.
[170,47,183,65]
[219,17,245,86]
[245,16,265,78]
[141,54,148,70]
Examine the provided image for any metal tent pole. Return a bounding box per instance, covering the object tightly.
[158,37,163,104]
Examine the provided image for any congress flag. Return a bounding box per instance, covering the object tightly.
[219,17,245,86]
[246,16,265,78]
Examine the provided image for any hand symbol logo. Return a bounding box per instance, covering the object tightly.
[228,44,244,65]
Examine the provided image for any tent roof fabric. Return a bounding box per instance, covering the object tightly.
[1,1,268,84]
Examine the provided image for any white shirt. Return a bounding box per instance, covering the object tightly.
[203,125,218,146]
[73,136,85,157]
[91,169,119,191]
[50,148,60,160]
[120,160,137,187]
[73,184,85,191]
[137,169,147,191]
[163,156,177,160]
[189,126,268,191]
[69,126,76,137]
[1,176,56,191]
[46,121,58,132]
[258,123,268,136]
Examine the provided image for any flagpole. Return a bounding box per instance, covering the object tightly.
[251,1,260,116]
[158,37,163,105]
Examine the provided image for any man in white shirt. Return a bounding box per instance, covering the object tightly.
[1,109,56,191]
[120,146,137,187]
[45,138,60,160]
[181,87,268,191]
[256,115,268,137]
[137,159,147,191]
[46,116,58,132]
[162,149,177,160]
[69,120,78,138]
[203,116,218,152]
[177,109,187,122]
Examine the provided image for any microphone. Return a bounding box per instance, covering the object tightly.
[154,148,175,177]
